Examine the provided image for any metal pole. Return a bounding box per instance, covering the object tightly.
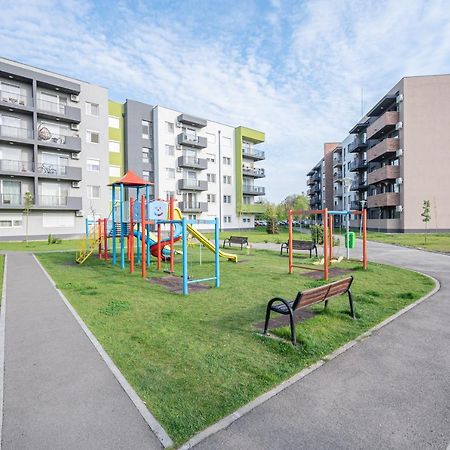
[112,187,116,265]
[130,198,134,273]
[344,184,350,259]
[323,208,329,280]
[141,195,146,279]
[182,217,188,295]
[85,218,89,253]
[120,183,125,269]
[214,217,220,288]
[136,187,140,264]
[363,208,368,270]
[169,197,174,274]
[218,130,222,233]
[288,209,293,273]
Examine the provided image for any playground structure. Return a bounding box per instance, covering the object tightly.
[76,171,237,295]
[287,208,367,280]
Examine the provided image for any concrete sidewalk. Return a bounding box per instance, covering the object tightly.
[194,241,450,449]
[2,253,163,450]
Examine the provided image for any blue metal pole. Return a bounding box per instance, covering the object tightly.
[182,217,188,295]
[112,186,116,265]
[120,183,125,269]
[214,217,220,288]
[85,218,89,249]
[136,187,140,264]
[146,223,150,266]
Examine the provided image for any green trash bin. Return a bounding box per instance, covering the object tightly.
[345,231,355,249]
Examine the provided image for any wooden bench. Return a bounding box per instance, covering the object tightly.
[263,276,355,345]
[280,239,318,258]
[223,236,249,250]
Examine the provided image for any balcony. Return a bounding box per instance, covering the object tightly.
[367,138,399,162]
[307,177,315,185]
[333,157,342,167]
[178,202,208,213]
[313,184,321,193]
[242,167,265,178]
[348,136,368,153]
[366,111,399,140]
[177,113,207,128]
[37,195,82,210]
[0,159,34,176]
[177,179,208,191]
[36,163,82,181]
[313,172,321,181]
[333,187,343,197]
[37,99,81,123]
[350,159,368,172]
[243,185,265,196]
[0,90,32,112]
[0,125,33,143]
[349,121,369,134]
[368,165,400,185]
[307,188,312,196]
[350,179,368,191]
[350,201,362,210]
[37,128,81,152]
[177,133,207,149]
[242,147,265,161]
[310,194,321,205]
[0,193,24,208]
[177,156,208,170]
[367,192,400,208]
[333,172,342,182]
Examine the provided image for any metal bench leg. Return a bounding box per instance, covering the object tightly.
[348,289,356,318]
[263,305,272,335]
[289,310,297,345]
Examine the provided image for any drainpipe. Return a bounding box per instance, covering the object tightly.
[218,130,222,233]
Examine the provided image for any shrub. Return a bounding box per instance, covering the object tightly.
[310,224,323,244]
[47,234,62,245]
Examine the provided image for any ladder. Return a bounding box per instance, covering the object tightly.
[76,222,101,264]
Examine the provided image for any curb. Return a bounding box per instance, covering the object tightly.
[0,255,8,446]
[180,272,440,449]
[32,255,173,449]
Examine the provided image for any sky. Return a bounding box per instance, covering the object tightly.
[1,0,450,202]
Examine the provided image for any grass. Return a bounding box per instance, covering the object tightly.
[37,247,434,446]
[0,254,4,301]
[0,238,82,252]
[366,232,450,253]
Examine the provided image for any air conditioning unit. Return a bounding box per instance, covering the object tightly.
[176,144,182,150]
[176,121,182,128]
[70,94,80,102]
[395,121,403,130]
[71,123,80,131]
[75,210,84,217]
[396,177,403,185]
[395,205,403,212]
[396,148,403,157]
[72,181,80,188]
[71,152,80,160]
[396,94,404,103]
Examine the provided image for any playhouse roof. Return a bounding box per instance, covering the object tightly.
[109,170,154,187]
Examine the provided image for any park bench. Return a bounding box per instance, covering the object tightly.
[263,276,355,345]
[280,239,318,258]
[223,236,249,250]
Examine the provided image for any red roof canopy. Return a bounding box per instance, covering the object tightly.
[109,170,154,187]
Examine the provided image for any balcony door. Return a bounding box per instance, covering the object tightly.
[183,148,197,164]
[0,82,21,104]
[39,182,68,206]
[1,180,21,205]
[40,152,68,175]
[183,127,197,142]
[183,192,197,208]
[39,91,67,113]
[184,170,197,188]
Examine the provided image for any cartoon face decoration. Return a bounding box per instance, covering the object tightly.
[147,201,169,221]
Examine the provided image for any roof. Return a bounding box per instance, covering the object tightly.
[109,170,154,187]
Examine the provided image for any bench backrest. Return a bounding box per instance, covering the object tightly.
[229,236,248,242]
[290,240,314,249]
[292,276,353,310]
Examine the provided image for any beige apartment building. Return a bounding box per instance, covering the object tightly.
[307,74,450,232]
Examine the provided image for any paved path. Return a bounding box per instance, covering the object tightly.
[2,253,162,450]
[195,241,450,449]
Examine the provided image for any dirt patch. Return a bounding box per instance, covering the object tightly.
[149,275,211,294]
[254,308,316,329]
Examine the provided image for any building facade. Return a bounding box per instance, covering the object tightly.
[0,58,266,239]
[307,74,450,232]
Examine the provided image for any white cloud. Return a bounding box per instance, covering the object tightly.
[1,0,450,201]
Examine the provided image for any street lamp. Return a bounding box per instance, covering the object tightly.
[343,177,352,259]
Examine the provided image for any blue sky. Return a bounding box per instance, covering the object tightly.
[1,0,450,201]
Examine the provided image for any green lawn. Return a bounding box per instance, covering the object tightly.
[37,248,434,445]
[0,238,82,252]
[207,226,310,244]
[0,255,4,301]
[366,232,450,253]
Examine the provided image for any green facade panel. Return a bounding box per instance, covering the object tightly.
[108,100,124,183]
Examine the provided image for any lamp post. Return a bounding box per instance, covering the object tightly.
[359,199,367,237]
[343,177,352,259]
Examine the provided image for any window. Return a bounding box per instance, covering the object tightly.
[188,214,197,221]
[242,217,251,224]
[223,195,231,204]
[166,121,174,133]
[206,154,215,163]
[0,214,22,228]
[222,136,231,147]
[108,115,120,128]
[207,194,216,203]
[206,132,216,144]
[165,191,175,200]
[222,156,231,165]
[142,120,151,139]
[87,158,100,172]
[165,144,175,156]
[86,130,100,144]
[243,196,251,204]
[166,168,175,179]
[42,213,74,228]
[109,165,120,177]
[143,170,153,181]
[109,140,120,153]
[207,173,216,183]
[223,215,231,223]
[87,185,100,199]
[223,175,231,184]
[1,82,21,103]
[184,127,197,141]
[142,147,150,163]
[85,102,99,116]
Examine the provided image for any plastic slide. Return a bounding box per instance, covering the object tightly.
[134,221,183,259]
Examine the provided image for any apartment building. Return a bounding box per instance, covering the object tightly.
[307,74,450,232]
[0,58,109,239]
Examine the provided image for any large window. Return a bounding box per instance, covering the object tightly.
[108,115,120,128]
[86,130,100,144]
[109,140,120,153]
[87,158,100,172]
[166,168,175,179]
[109,165,121,177]
[87,185,101,199]
[85,102,99,116]
[142,120,151,139]
[0,214,23,228]
[1,180,22,205]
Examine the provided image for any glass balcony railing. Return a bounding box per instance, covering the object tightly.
[0,159,33,173]
[36,162,68,176]
[0,89,30,106]
[38,195,68,206]
[0,125,33,139]
[37,99,67,114]
[0,193,23,206]
[242,147,265,159]
[243,185,265,195]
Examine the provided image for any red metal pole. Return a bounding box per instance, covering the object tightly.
[130,198,134,273]
[323,208,329,280]
[363,208,368,270]
[169,197,174,274]
[157,223,161,271]
[98,218,102,259]
[288,209,293,274]
[141,195,146,278]
[103,218,108,260]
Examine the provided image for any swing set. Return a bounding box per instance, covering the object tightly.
[288,208,367,280]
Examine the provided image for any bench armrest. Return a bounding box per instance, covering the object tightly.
[267,297,294,313]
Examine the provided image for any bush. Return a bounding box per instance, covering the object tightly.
[47,234,62,245]
[266,217,279,235]
[310,224,323,244]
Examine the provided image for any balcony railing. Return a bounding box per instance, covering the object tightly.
[0,125,33,140]
[349,136,368,153]
[177,133,207,148]
[350,179,368,191]
[243,185,265,195]
[177,156,208,170]
[0,159,33,173]
[367,192,400,208]
[333,158,342,167]
[37,99,81,122]
[38,195,68,206]
[177,179,208,191]
[0,90,30,107]
[178,202,208,213]
[242,147,265,160]
[350,159,368,171]
[367,138,399,162]
[242,167,265,178]
[333,172,342,181]
[368,165,400,185]
[366,111,399,140]
[37,129,68,145]
[36,162,67,176]
[0,193,23,206]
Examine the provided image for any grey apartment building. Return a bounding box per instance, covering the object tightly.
[307,75,450,232]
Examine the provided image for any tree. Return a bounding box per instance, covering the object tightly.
[264,203,279,234]
[23,192,33,245]
[280,194,310,220]
[421,200,431,244]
